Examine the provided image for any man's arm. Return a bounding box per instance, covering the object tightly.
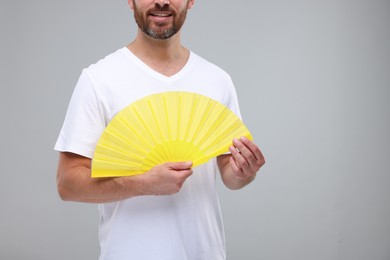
[57,152,193,203]
[217,137,265,190]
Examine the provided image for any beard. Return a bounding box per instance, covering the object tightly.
[132,1,188,40]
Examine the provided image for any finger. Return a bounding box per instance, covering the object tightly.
[232,138,265,175]
[235,137,265,171]
[239,137,265,163]
[166,161,193,170]
[178,169,193,178]
[229,155,243,176]
[229,145,250,172]
[233,138,255,166]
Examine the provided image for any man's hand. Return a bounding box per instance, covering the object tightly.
[140,162,193,196]
[218,137,265,189]
[229,137,265,180]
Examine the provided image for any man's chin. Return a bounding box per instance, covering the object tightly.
[144,28,176,40]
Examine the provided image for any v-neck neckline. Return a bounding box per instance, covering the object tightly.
[122,47,193,82]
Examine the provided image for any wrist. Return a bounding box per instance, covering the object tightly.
[116,174,149,199]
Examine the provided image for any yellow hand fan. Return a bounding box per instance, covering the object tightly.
[92,91,253,177]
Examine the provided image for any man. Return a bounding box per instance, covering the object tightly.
[55,0,265,259]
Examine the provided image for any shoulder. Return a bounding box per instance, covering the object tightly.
[186,51,238,107]
[189,51,232,81]
[84,47,129,77]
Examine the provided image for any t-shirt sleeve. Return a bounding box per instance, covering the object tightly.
[224,77,243,120]
[54,70,105,158]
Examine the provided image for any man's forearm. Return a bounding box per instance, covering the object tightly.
[57,157,144,203]
[56,152,193,203]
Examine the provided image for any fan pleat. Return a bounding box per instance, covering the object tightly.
[104,127,147,156]
[147,100,164,142]
[187,97,208,145]
[163,96,172,141]
[132,107,159,145]
[94,147,142,169]
[118,110,154,150]
[183,93,197,142]
[196,106,227,149]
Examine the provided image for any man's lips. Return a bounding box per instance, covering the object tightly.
[149,11,173,23]
[150,12,172,17]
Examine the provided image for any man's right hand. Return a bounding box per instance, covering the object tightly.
[139,162,193,196]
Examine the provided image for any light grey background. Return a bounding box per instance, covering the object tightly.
[1,1,389,259]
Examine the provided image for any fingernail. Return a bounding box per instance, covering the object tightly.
[240,136,247,141]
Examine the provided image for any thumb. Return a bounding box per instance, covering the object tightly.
[166,161,193,170]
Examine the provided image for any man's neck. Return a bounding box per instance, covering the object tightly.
[127,30,190,77]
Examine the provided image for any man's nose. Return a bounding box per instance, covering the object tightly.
[154,0,170,6]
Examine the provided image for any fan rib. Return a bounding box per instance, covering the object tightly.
[94,142,144,165]
[196,107,226,149]
[147,100,164,141]
[184,95,199,142]
[178,94,182,140]
[132,107,159,145]
[105,126,148,156]
[162,96,174,161]
[96,142,143,163]
[191,99,215,146]
[147,100,170,163]
[93,158,140,169]
[119,114,153,151]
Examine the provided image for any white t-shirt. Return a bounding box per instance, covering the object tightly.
[55,47,242,260]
